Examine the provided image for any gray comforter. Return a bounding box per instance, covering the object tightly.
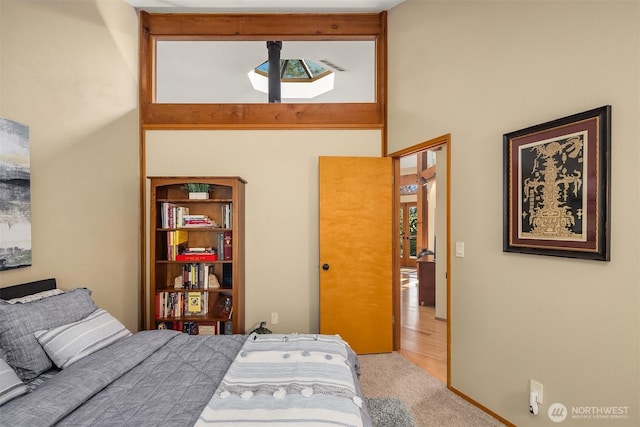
[1,330,246,427]
[2,330,370,427]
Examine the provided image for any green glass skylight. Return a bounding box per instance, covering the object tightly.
[255,59,332,81]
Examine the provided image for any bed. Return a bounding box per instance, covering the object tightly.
[0,279,372,426]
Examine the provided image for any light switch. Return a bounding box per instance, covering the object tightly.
[455,241,465,257]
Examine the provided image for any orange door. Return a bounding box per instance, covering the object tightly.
[319,156,393,354]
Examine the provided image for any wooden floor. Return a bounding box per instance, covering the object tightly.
[398,267,447,383]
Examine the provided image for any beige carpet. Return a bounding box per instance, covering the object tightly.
[358,352,506,427]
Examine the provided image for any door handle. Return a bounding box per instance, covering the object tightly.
[322,263,330,271]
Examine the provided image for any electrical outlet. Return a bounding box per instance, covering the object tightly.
[530,380,543,404]
[271,312,279,324]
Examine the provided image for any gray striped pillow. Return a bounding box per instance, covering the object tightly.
[34,309,132,369]
[0,358,28,405]
[0,288,98,381]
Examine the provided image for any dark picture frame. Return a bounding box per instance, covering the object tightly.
[503,105,611,261]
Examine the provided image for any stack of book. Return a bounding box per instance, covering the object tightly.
[176,248,218,262]
[182,214,217,228]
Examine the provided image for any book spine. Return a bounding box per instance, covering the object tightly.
[223,231,232,260]
[176,254,218,261]
[160,202,167,228]
[220,204,226,228]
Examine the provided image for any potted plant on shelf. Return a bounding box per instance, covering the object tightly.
[183,183,211,199]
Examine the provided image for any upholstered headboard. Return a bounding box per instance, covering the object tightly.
[0,278,57,300]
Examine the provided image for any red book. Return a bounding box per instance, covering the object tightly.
[176,253,218,261]
[223,231,232,260]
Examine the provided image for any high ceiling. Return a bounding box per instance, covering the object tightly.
[125,0,406,13]
[133,1,402,103]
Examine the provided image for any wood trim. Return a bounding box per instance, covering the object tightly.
[389,134,451,376]
[399,174,419,186]
[445,135,452,386]
[143,103,383,129]
[379,12,388,155]
[139,13,149,331]
[448,386,516,427]
[392,157,401,350]
[139,12,387,129]
[420,164,436,181]
[143,13,383,37]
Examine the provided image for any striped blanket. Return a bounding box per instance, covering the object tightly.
[194,333,367,426]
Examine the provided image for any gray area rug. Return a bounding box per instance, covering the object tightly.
[358,352,505,427]
[365,397,416,427]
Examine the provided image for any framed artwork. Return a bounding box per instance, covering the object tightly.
[0,118,32,270]
[503,105,611,261]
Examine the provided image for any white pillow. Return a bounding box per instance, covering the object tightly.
[34,309,132,369]
[0,358,28,405]
[5,289,64,304]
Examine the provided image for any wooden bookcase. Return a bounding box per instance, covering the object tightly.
[148,176,245,335]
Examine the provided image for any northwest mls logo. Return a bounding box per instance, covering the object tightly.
[548,403,568,422]
[548,402,629,422]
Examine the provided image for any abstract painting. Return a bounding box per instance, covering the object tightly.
[0,117,31,270]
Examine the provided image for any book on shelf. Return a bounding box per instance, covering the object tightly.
[182,214,207,220]
[182,322,198,335]
[155,290,209,318]
[167,230,189,261]
[176,252,217,262]
[212,294,233,320]
[160,202,176,228]
[223,231,232,260]
[221,204,232,228]
[176,206,189,229]
[156,292,182,319]
[182,214,218,228]
[176,247,217,261]
[161,203,191,228]
[187,291,203,314]
[197,322,218,336]
[158,321,229,336]
[179,263,217,289]
[222,263,233,288]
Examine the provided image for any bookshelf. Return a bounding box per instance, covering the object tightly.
[148,176,245,335]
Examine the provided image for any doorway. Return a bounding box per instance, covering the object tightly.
[390,134,450,385]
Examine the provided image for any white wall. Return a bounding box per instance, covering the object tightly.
[145,130,382,333]
[0,1,140,331]
[388,1,639,425]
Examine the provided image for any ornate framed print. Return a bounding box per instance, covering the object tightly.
[503,105,611,261]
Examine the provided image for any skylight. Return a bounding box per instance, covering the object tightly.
[248,59,335,99]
